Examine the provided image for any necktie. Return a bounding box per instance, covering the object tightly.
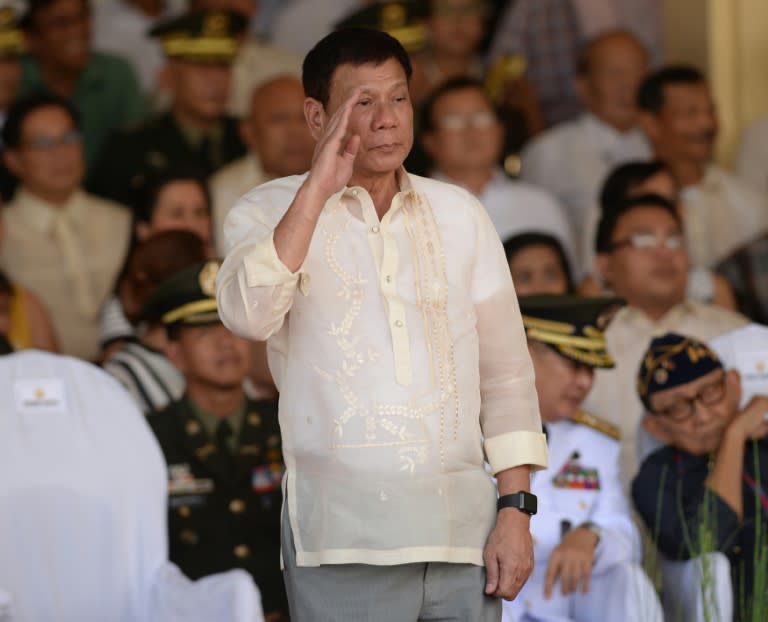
[53,211,98,318]
[215,418,233,455]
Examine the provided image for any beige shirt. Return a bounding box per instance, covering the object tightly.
[210,154,270,255]
[680,164,768,269]
[0,189,131,360]
[582,301,748,485]
[216,171,548,567]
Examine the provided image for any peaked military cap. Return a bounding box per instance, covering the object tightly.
[0,2,25,58]
[149,9,246,63]
[519,294,623,369]
[637,332,723,412]
[334,1,428,52]
[142,259,221,326]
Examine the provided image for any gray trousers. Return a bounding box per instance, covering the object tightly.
[281,507,502,622]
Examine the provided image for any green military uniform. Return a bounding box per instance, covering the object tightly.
[88,112,245,207]
[86,9,247,207]
[142,259,287,615]
[148,395,286,614]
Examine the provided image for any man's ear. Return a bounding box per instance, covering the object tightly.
[642,413,673,444]
[164,339,186,374]
[637,111,659,143]
[573,75,590,107]
[239,116,256,152]
[135,221,151,242]
[304,97,326,142]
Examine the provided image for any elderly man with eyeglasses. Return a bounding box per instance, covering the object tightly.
[633,332,768,621]
[577,193,747,486]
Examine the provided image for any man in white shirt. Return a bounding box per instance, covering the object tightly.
[637,65,768,269]
[584,193,747,484]
[0,93,131,361]
[420,76,578,276]
[210,75,314,254]
[520,30,651,250]
[216,27,548,621]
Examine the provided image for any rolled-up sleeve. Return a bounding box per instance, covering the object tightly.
[216,228,303,342]
[468,197,548,474]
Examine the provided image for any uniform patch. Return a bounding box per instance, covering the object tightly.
[552,452,601,490]
[251,462,284,493]
[168,463,214,495]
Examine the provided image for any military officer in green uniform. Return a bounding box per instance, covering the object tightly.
[144,259,287,621]
[88,10,247,208]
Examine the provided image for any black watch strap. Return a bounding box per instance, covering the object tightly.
[497,491,537,515]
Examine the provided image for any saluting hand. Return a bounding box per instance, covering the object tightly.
[305,88,363,200]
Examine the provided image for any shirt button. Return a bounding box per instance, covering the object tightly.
[180,529,199,546]
[299,272,311,295]
[371,225,380,234]
[351,189,359,197]
[394,320,403,327]
[234,544,251,559]
[385,275,392,283]
[229,499,245,514]
[177,505,190,518]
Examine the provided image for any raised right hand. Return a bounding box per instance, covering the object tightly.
[305,89,363,200]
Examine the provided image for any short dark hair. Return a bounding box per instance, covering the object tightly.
[2,92,80,150]
[419,76,495,133]
[302,27,412,108]
[502,232,575,293]
[134,164,212,224]
[595,194,681,254]
[636,65,706,114]
[21,0,90,31]
[599,160,671,211]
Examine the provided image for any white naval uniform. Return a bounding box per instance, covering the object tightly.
[502,415,663,622]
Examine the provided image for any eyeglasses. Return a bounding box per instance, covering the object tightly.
[654,374,726,421]
[435,111,497,131]
[23,130,82,151]
[610,232,685,252]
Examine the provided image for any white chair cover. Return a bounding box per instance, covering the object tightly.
[0,351,263,622]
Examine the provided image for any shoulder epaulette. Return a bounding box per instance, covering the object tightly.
[571,410,620,440]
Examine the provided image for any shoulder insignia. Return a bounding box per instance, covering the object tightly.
[571,410,620,440]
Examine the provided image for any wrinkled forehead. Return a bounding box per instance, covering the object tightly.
[329,59,408,100]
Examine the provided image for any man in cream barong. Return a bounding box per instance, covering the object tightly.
[216,27,547,621]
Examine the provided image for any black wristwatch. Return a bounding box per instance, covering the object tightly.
[497,491,537,515]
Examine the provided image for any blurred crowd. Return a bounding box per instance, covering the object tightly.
[2,0,768,620]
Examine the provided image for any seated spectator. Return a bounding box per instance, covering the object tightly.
[633,333,768,621]
[582,194,747,484]
[420,77,577,272]
[503,232,574,295]
[210,75,313,254]
[100,164,214,356]
[19,0,146,171]
[102,230,208,413]
[583,160,737,310]
[0,204,58,351]
[190,0,302,118]
[519,30,651,247]
[0,93,131,360]
[503,294,662,622]
[89,9,247,207]
[145,259,287,620]
[637,65,768,269]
